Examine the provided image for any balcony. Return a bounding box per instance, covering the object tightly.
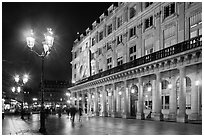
[75,35,202,86]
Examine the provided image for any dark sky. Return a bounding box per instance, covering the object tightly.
[2,2,112,95]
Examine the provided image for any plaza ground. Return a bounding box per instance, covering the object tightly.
[2,114,202,135]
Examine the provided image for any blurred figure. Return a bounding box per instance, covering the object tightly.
[66,106,70,119]
[78,107,83,122]
[70,105,77,123]
[58,107,62,118]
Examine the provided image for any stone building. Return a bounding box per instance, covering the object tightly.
[68,2,202,122]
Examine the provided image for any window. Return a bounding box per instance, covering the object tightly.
[74,74,76,79]
[98,48,102,55]
[162,95,169,109]
[129,5,136,19]
[129,45,137,61]
[107,57,112,69]
[145,37,154,55]
[164,25,176,48]
[117,57,123,66]
[117,16,123,28]
[162,80,169,89]
[73,52,77,59]
[107,24,113,35]
[129,26,136,38]
[106,41,112,51]
[74,64,77,69]
[164,3,175,19]
[190,12,202,38]
[129,45,136,54]
[92,37,96,46]
[117,34,123,45]
[145,2,153,8]
[99,31,103,41]
[144,16,153,30]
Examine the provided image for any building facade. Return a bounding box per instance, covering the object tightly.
[68,2,202,122]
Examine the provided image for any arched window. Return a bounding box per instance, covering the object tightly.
[162,80,169,89]
[144,82,152,109]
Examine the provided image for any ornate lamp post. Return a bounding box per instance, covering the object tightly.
[26,28,54,133]
[13,74,29,119]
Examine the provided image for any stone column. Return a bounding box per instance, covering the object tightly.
[81,92,85,115]
[111,84,117,117]
[76,92,79,109]
[102,86,107,116]
[122,80,129,118]
[71,92,75,105]
[189,72,201,120]
[176,67,188,122]
[168,76,177,121]
[87,90,92,116]
[94,88,99,116]
[152,72,163,121]
[116,86,122,117]
[136,77,145,120]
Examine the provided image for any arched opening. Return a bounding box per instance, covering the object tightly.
[130,84,138,117]
[144,82,152,110]
[161,80,170,109]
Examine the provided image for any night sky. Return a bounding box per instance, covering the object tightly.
[2,2,112,96]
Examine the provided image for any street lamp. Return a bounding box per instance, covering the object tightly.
[26,28,54,133]
[13,73,29,119]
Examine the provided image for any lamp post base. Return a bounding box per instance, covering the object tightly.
[39,110,46,133]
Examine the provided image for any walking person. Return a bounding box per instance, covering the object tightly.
[70,105,77,123]
[78,107,83,122]
[66,106,70,119]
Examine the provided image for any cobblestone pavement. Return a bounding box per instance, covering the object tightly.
[2,114,202,135]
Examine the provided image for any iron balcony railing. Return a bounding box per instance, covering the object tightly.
[75,35,202,86]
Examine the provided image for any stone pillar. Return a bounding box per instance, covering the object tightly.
[189,72,201,120]
[122,80,129,118]
[152,72,163,121]
[94,88,99,116]
[137,77,145,120]
[111,84,117,117]
[102,86,108,116]
[168,76,177,121]
[76,92,79,109]
[87,90,91,116]
[71,92,75,105]
[176,67,188,122]
[81,92,85,115]
[116,86,122,117]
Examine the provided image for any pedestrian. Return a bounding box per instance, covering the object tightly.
[58,107,62,118]
[66,106,70,119]
[70,105,77,123]
[78,107,83,122]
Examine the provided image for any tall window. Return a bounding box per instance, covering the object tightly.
[99,31,103,41]
[106,41,112,51]
[144,16,153,30]
[117,34,123,45]
[164,25,176,48]
[117,16,123,28]
[164,3,175,19]
[129,26,136,38]
[190,12,202,38]
[129,5,136,19]
[145,37,154,55]
[107,57,112,69]
[92,37,96,46]
[107,24,113,35]
[129,45,137,61]
[117,51,123,66]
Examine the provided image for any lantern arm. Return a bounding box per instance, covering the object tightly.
[29,48,44,57]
